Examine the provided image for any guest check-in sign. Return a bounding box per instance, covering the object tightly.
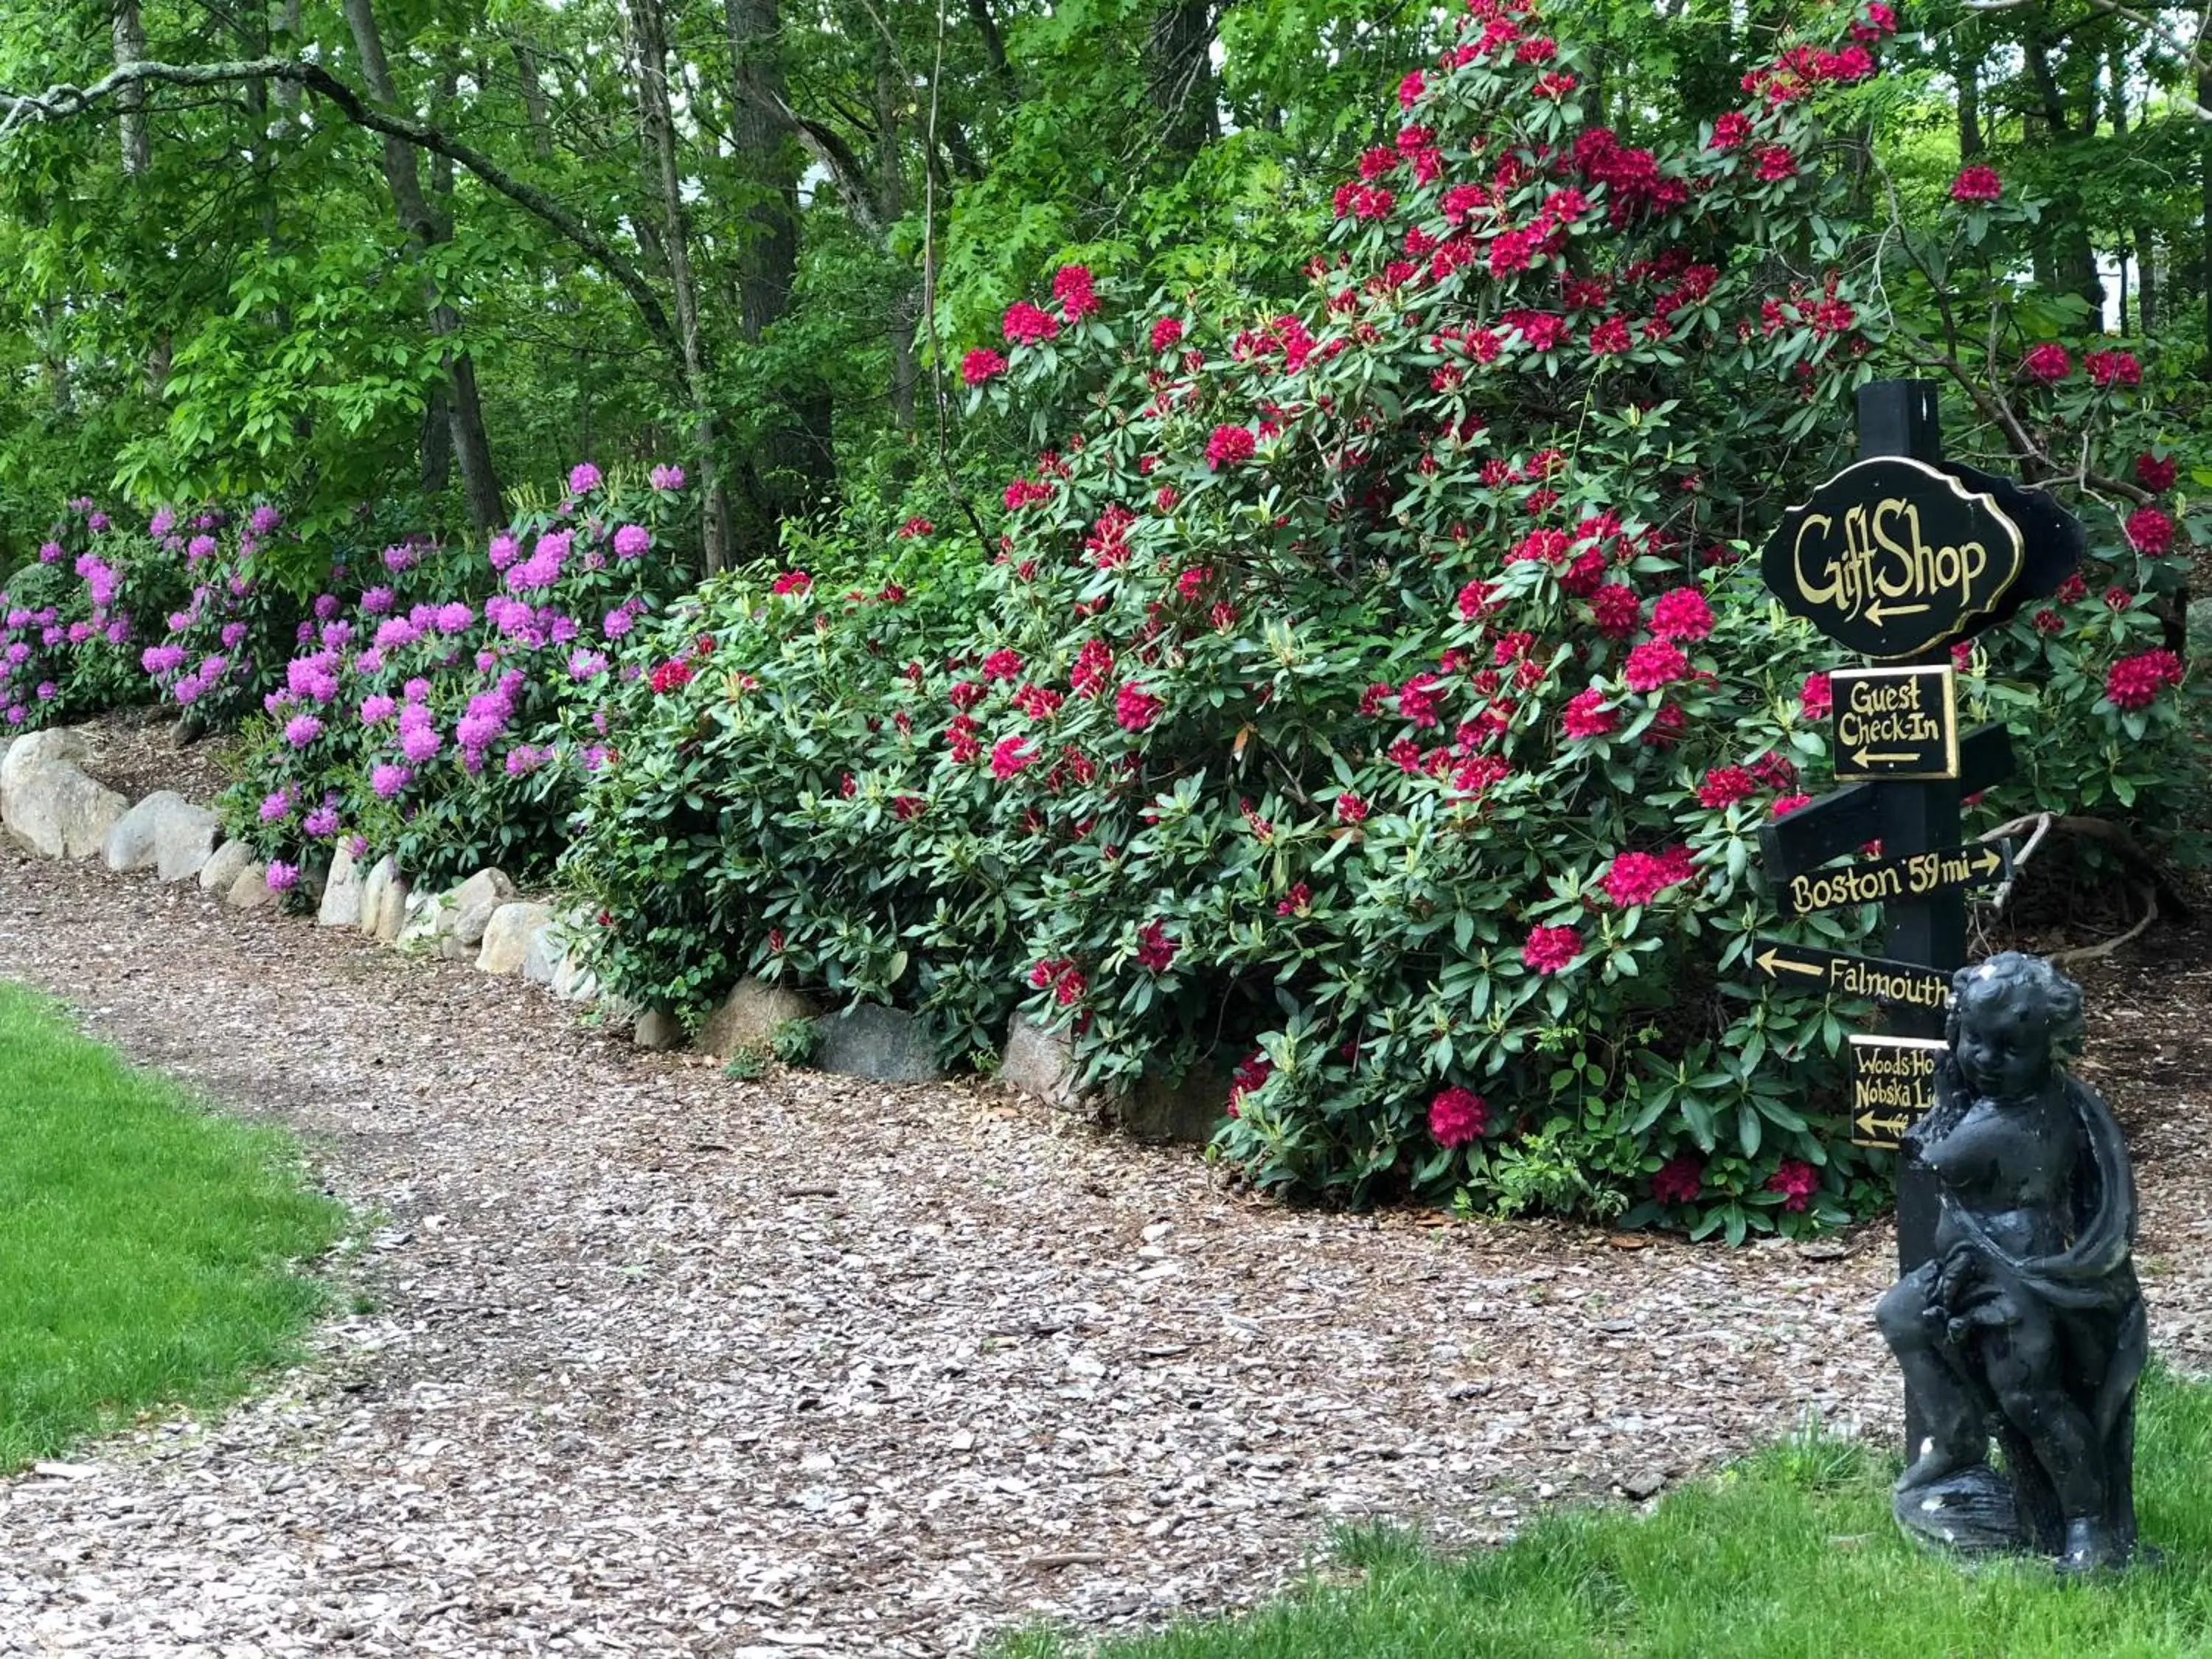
[1831,665,1959,782]
[1760,456,2027,660]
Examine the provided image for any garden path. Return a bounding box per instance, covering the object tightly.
[1,844,2209,1658]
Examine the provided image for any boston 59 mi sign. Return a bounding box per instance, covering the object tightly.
[1761,455,2026,659]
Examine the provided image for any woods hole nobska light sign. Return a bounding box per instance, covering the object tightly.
[1761,455,2028,661]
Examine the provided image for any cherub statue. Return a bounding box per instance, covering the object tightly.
[1874,951,2146,1571]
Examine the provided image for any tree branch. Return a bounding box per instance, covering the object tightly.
[0,55,681,359]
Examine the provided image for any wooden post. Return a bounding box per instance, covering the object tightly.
[1854,378,1964,1461]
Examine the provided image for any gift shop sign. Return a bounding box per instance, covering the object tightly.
[1760,456,2026,660]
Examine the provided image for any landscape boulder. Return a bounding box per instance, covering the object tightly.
[226,863,276,909]
[633,1010,684,1051]
[1000,1015,1085,1111]
[477,902,552,975]
[318,843,365,928]
[355,856,398,938]
[198,838,253,894]
[998,1015,1225,1142]
[446,869,516,947]
[0,728,88,799]
[813,1004,943,1084]
[4,761,127,860]
[102,791,220,882]
[698,977,820,1059]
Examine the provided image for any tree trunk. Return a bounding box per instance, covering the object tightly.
[111,0,150,177]
[340,0,504,528]
[1147,0,1217,164]
[2201,64,2212,366]
[631,0,730,572]
[273,0,303,109]
[877,39,916,430]
[1956,44,1982,159]
[511,39,554,160]
[724,0,835,554]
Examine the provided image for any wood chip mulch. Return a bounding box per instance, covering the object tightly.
[0,840,2208,1658]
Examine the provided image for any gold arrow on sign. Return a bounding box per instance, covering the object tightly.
[1855,1110,1910,1140]
[1755,947,1826,978]
[1863,600,1933,625]
[1850,748,1924,768]
[1971,847,2003,877]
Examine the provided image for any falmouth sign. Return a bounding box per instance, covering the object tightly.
[1761,455,2026,660]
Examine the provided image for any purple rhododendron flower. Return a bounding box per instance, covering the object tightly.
[304,805,339,837]
[352,647,384,675]
[382,543,417,573]
[284,713,324,748]
[221,621,248,649]
[173,676,204,705]
[360,694,397,725]
[35,682,55,701]
[568,649,608,680]
[371,763,412,799]
[37,541,62,564]
[142,644,187,675]
[265,860,299,892]
[399,723,442,764]
[613,524,650,559]
[250,505,282,535]
[568,462,602,495]
[313,593,341,621]
[4,707,23,725]
[650,464,684,491]
[260,789,293,823]
[149,507,175,538]
[196,655,226,681]
[488,534,520,571]
[436,602,475,635]
[602,608,633,640]
[87,512,109,532]
[403,677,431,703]
[361,586,394,615]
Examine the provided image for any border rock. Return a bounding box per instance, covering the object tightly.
[477,902,552,975]
[198,839,252,894]
[813,1004,943,1084]
[998,1016,1225,1143]
[318,844,365,928]
[4,762,127,860]
[633,1010,683,1051]
[697,978,819,1059]
[226,863,276,910]
[447,869,516,947]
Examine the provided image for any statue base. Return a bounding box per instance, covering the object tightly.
[1893,1463,2022,1557]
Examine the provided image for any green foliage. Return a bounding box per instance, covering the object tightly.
[994,1368,2212,1659]
[0,979,344,1470]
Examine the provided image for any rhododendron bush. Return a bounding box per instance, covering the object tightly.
[561,0,2194,1238]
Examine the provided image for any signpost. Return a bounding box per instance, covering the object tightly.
[1753,379,2083,1458]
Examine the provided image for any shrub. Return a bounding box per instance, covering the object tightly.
[218,466,693,890]
[563,0,2195,1240]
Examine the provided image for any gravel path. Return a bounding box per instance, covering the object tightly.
[1,844,2208,1658]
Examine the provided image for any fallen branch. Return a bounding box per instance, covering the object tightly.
[1977,811,2193,922]
[2048,886,2160,968]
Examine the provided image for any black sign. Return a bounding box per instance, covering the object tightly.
[1761,455,2025,659]
[1759,723,2015,883]
[1848,1036,1946,1149]
[1781,842,2007,916]
[1832,666,1959,782]
[1748,939,1952,1012]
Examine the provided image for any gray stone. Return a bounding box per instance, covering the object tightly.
[103,790,215,877]
[395,891,450,951]
[698,977,821,1059]
[477,902,553,975]
[446,868,517,947]
[370,872,410,943]
[1118,1058,1231,1144]
[4,762,128,859]
[1000,1015,1085,1111]
[521,921,568,986]
[318,844,365,928]
[0,727,88,799]
[355,856,397,938]
[226,863,276,909]
[198,838,253,894]
[437,933,476,964]
[633,1010,683,1051]
[550,952,599,1003]
[812,1003,943,1084]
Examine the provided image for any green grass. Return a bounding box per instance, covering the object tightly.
[0,980,346,1469]
[999,1371,2212,1659]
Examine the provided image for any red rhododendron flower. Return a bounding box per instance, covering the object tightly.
[1753,145,1797,182]
[990,734,1037,778]
[1522,925,1580,975]
[1276,881,1313,917]
[2033,608,2064,635]
[2124,507,2174,553]
[2087,349,2141,389]
[649,659,693,695]
[1135,921,1179,972]
[1771,792,1812,817]
[1590,583,1640,639]
[981,647,1023,681]
[1562,688,1615,739]
[2022,343,2071,383]
[1589,316,1632,356]
[1457,580,1504,622]
[961,348,1006,386]
[1950,165,2002,203]
[2105,585,2135,611]
[1651,1154,1704,1204]
[771,570,812,597]
[1070,639,1113,699]
[1335,792,1369,824]
[1206,425,1257,470]
[2135,453,2177,492]
[895,518,933,539]
[1150,316,1185,353]
[1052,264,1099,321]
[1623,639,1689,692]
[1427,1085,1489,1148]
[2106,650,2184,710]
[1767,1159,1818,1212]
[1697,765,1758,809]
[1709,111,1752,150]
[1649,586,1715,641]
[1228,1050,1272,1115]
[1397,69,1425,110]
[2057,573,2089,603]
[1799,672,1832,719]
[1003,300,1060,345]
[1601,847,1693,907]
[1397,673,1443,728]
[1114,681,1162,731]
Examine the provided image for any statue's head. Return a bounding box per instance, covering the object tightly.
[1946,952,2085,1099]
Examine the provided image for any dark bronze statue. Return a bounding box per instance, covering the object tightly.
[1875,952,2146,1571]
